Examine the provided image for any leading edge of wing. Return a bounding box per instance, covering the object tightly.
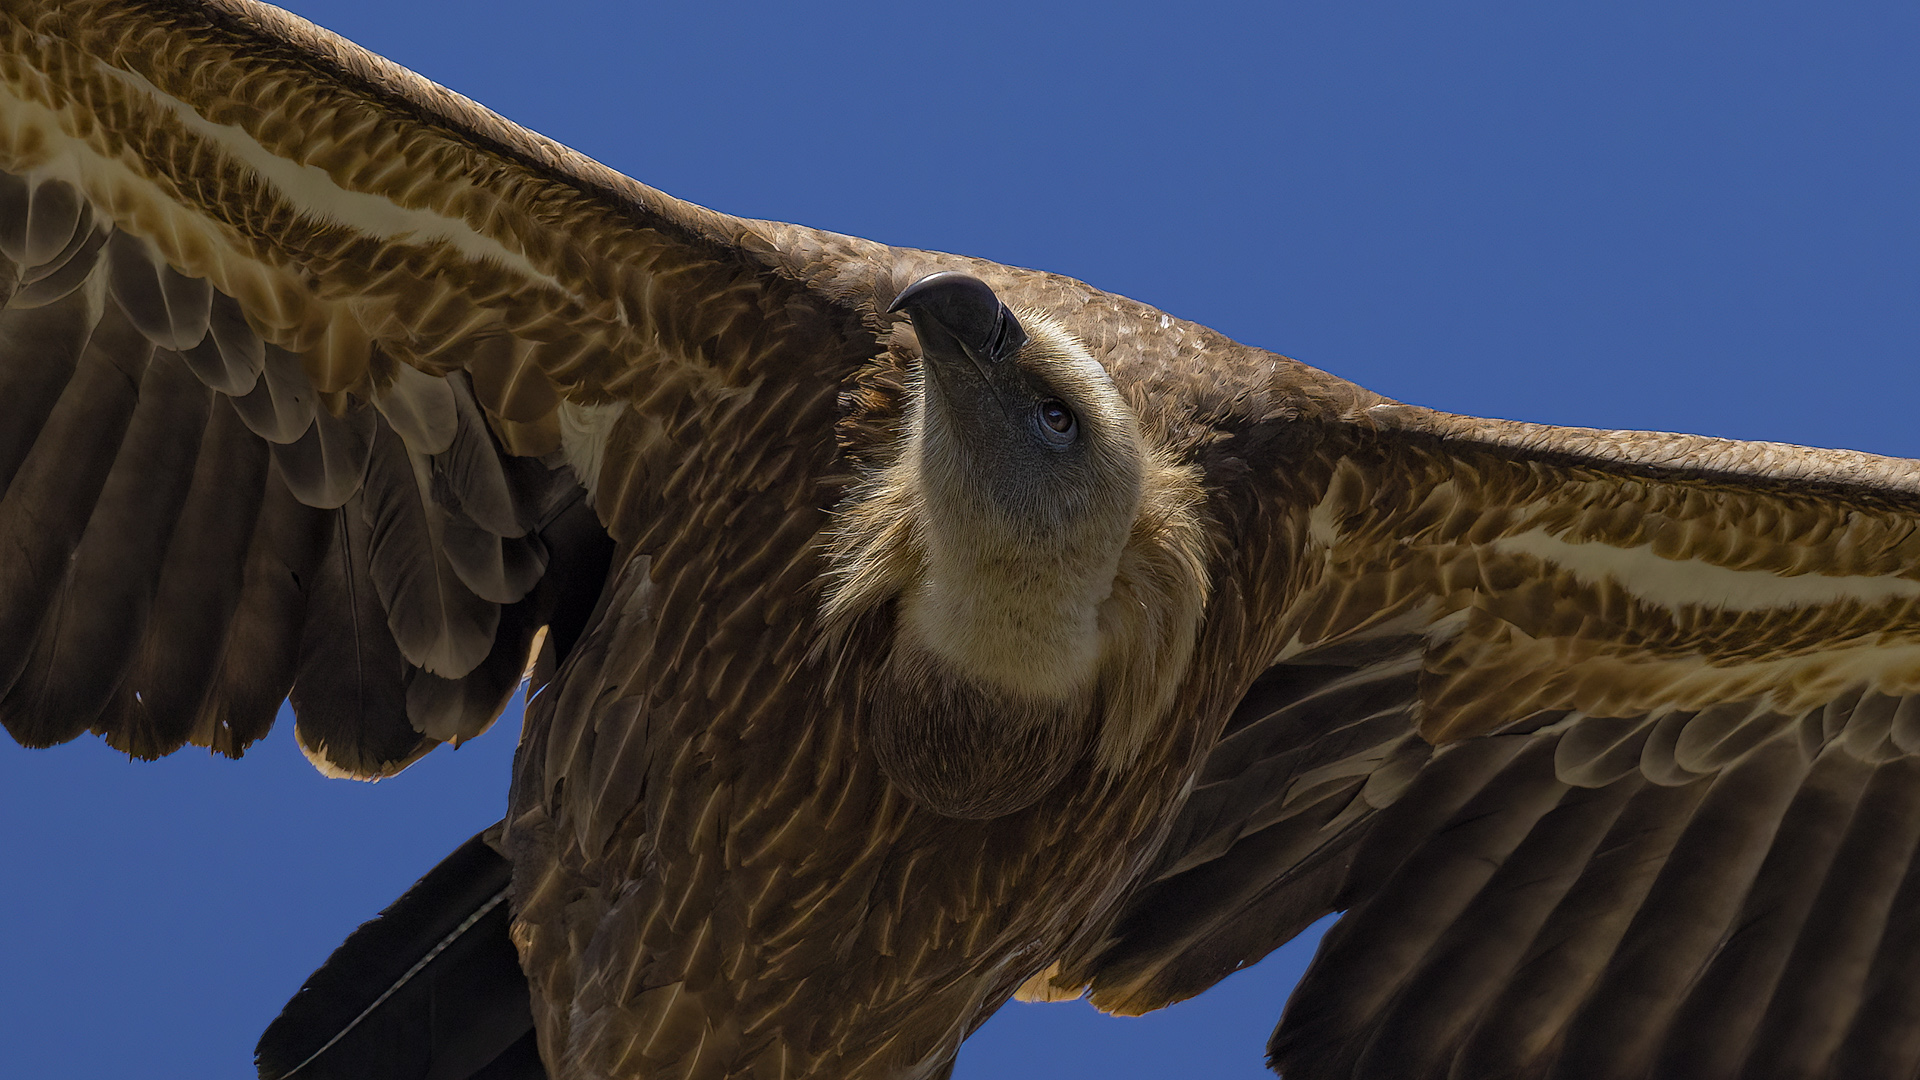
[0,0,889,415]
[1369,401,1920,506]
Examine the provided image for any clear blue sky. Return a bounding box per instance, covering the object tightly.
[3,2,1917,1077]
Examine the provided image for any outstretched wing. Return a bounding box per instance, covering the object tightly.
[1050,403,1920,1079]
[0,0,888,776]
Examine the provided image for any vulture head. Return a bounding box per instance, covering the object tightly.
[823,272,1210,818]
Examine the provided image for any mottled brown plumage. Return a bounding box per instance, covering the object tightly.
[8,3,1920,1079]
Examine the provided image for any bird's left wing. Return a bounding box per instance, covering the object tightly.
[0,0,894,776]
[1044,401,1920,1079]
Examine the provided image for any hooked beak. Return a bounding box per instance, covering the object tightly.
[889,272,1029,384]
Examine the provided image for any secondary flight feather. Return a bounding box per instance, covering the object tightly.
[4,2,1919,1078]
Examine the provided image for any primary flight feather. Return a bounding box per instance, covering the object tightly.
[4,3,1920,1078]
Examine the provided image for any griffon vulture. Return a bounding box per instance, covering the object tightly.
[2,3,1917,1079]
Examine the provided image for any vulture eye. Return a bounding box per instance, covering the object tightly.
[1038,399,1076,439]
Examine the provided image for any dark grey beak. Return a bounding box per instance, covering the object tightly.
[889,272,1029,373]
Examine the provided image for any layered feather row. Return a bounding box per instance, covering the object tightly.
[1056,626,1920,1079]
[0,170,585,777]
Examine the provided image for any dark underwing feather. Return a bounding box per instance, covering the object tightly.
[0,301,151,739]
[179,289,264,396]
[376,360,459,456]
[1552,734,1809,1078]
[1832,763,1920,1077]
[18,178,83,267]
[272,397,378,510]
[438,517,545,606]
[187,474,329,758]
[465,331,556,425]
[407,465,607,743]
[0,170,81,269]
[1276,736,1572,1078]
[231,345,320,445]
[1352,774,1645,1079]
[0,282,92,505]
[12,219,109,310]
[427,378,551,603]
[1074,780,1362,1010]
[404,587,543,746]
[95,400,271,757]
[468,1032,544,1080]
[1257,708,1920,1080]
[430,377,541,539]
[1705,757,1920,1077]
[1649,743,1871,1078]
[105,229,211,352]
[14,215,109,309]
[0,174,108,314]
[0,347,211,738]
[256,828,543,1080]
[360,421,500,678]
[1449,778,1713,1079]
[1178,647,1425,870]
[289,499,431,779]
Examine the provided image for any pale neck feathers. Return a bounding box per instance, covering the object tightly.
[822,313,1209,774]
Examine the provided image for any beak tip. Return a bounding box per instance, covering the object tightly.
[888,272,1028,364]
[888,270,987,316]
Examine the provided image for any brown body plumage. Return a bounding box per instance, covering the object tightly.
[9,3,1920,1079]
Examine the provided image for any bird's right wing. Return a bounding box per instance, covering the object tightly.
[0,0,897,777]
[1046,402,1920,1080]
